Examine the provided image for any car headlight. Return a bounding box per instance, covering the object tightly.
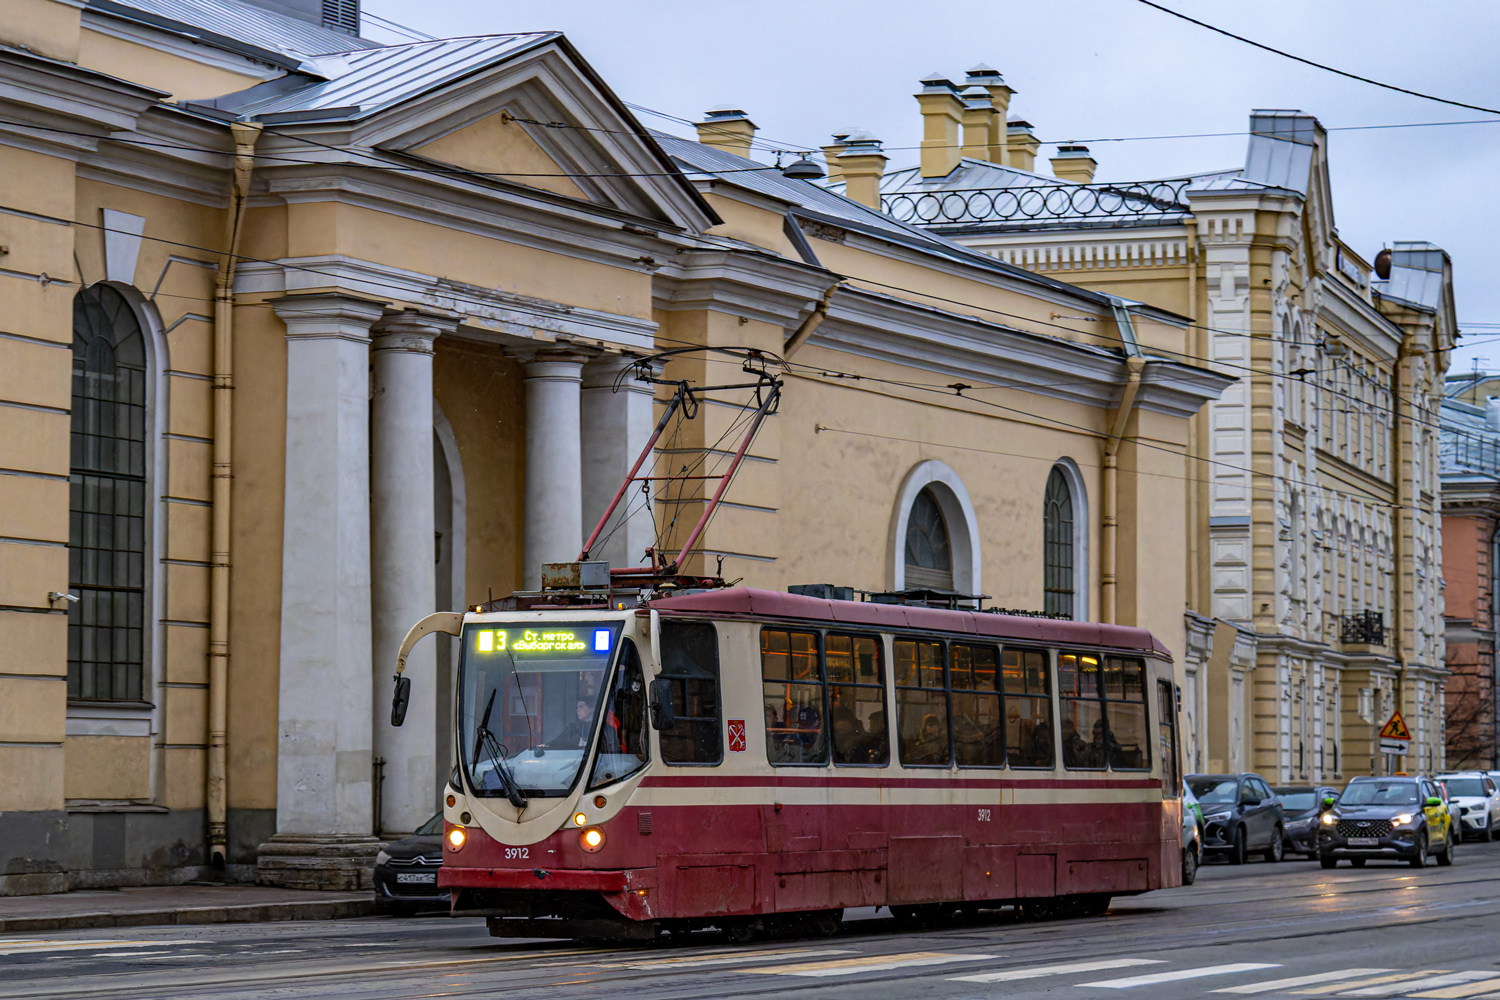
[375,850,391,866]
[1321,812,1337,826]
[1394,813,1414,826]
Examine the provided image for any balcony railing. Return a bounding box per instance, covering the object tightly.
[1341,610,1385,646]
[1442,426,1500,476]
[881,179,1193,230]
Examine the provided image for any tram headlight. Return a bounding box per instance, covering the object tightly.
[572,812,588,827]
[446,826,466,850]
[579,827,606,853]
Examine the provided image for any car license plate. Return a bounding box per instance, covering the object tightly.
[396,872,437,884]
[1348,837,1379,847]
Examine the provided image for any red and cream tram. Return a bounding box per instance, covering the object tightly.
[396,587,1184,940]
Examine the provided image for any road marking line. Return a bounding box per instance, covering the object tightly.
[1340,973,1500,997]
[1084,963,1282,988]
[1410,977,1500,999]
[0,939,194,956]
[610,948,855,970]
[1295,972,1448,995]
[1212,970,1393,993]
[951,958,1165,983]
[744,951,997,978]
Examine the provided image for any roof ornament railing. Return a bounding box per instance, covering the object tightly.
[881,178,1192,230]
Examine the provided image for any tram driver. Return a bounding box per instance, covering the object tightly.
[544,698,594,749]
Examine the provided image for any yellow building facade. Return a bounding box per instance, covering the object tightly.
[850,70,1457,782]
[0,1,1228,893]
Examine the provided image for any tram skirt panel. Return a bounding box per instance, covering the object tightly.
[887,836,964,904]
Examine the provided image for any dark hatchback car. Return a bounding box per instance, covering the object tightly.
[1316,775,1455,869]
[373,813,447,915]
[1187,773,1286,864]
[1272,784,1341,857]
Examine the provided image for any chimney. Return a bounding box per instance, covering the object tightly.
[837,131,887,210]
[1050,144,1097,184]
[1487,396,1500,433]
[964,64,1013,164]
[961,90,995,161]
[915,73,964,178]
[1006,119,1040,172]
[696,106,757,158]
[822,130,852,183]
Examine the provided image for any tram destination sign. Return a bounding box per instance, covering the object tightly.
[472,626,615,657]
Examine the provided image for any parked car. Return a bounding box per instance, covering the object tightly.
[1272,784,1341,857]
[1316,775,1455,869]
[1181,783,1203,885]
[1186,773,1286,864]
[373,813,447,915]
[1436,771,1500,841]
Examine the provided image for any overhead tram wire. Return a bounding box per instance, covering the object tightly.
[1135,0,1500,118]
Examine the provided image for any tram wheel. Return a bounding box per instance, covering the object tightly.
[806,909,843,938]
[722,918,760,944]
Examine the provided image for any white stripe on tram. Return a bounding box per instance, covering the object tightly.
[1211,969,1394,993]
[742,951,998,977]
[950,957,1164,983]
[1083,963,1282,988]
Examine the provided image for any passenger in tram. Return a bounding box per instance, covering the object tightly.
[1061,717,1091,768]
[832,706,883,764]
[906,712,948,766]
[765,704,802,763]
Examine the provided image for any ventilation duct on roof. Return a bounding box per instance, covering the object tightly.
[322,0,359,33]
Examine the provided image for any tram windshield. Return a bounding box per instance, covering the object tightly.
[458,622,622,799]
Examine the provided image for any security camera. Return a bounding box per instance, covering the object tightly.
[48,592,79,605]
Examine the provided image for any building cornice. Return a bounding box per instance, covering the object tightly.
[652,248,835,327]
[238,254,657,352]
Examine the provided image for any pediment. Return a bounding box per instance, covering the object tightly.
[352,37,715,230]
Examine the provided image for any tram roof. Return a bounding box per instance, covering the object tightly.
[649,588,1171,659]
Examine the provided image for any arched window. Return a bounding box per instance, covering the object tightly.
[68,285,148,702]
[904,487,953,591]
[1043,466,1075,618]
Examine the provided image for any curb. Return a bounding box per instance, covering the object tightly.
[0,898,377,934]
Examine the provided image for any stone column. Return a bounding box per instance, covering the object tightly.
[370,310,452,836]
[257,293,385,890]
[581,355,657,570]
[521,351,589,590]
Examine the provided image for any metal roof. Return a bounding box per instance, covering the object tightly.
[1373,242,1448,313]
[199,33,558,122]
[88,0,379,72]
[1441,397,1500,478]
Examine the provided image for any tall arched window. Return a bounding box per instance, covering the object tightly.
[904,487,953,591]
[68,285,148,702]
[1043,466,1075,618]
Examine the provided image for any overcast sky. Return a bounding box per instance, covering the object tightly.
[365,0,1500,374]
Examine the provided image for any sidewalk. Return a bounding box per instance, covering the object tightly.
[0,884,376,934]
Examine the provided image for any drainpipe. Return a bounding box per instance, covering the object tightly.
[1390,339,1411,751]
[206,121,261,869]
[783,279,841,357]
[1101,300,1146,625]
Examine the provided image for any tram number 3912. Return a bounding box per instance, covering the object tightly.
[977,808,991,822]
[504,847,530,860]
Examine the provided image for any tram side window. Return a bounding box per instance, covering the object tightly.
[895,639,949,767]
[590,638,649,789]
[1103,657,1150,770]
[658,621,722,765]
[1158,678,1180,796]
[951,644,1003,767]
[1003,647,1054,768]
[762,629,827,765]
[1058,651,1105,769]
[826,633,889,766]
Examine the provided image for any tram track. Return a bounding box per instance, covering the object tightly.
[7,865,1498,1000]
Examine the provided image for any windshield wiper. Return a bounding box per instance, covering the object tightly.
[474,689,528,808]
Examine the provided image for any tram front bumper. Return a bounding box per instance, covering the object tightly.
[438,866,630,892]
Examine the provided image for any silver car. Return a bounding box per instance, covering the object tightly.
[1181,783,1203,885]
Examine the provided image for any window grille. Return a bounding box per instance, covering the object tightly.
[1043,466,1075,618]
[68,285,148,702]
[904,487,953,591]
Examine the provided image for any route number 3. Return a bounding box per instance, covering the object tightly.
[977,808,991,822]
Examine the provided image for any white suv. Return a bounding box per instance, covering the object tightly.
[1436,771,1500,842]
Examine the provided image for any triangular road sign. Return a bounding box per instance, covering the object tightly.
[1379,710,1412,741]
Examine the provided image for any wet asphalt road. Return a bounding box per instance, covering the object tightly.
[5,842,1500,1000]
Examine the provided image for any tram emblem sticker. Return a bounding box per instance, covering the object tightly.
[727,719,746,752]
